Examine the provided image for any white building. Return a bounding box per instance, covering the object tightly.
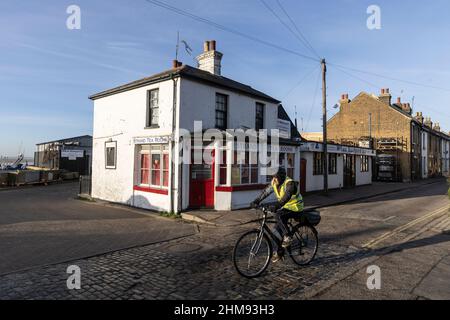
[300,142,375,192]
[89,40,301,213]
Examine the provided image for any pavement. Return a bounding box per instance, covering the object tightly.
[0,178,449,299]
[0,183,196,275]
[181,178,446,227]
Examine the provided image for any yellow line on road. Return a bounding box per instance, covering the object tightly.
[363,204,450,249]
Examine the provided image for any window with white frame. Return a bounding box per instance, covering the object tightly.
[219,149,227,185]
[146,89,159,127]
[286,153,295,178]
[360,155,369,172]
[138,144,169,188]
[215,93,228,130]
[105,141,117,169]
[231,151,258,185]
[313,153,324,175]
[255,102,265,130]
[328,153,337,175]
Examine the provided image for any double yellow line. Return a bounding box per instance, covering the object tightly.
[363,204,450,249]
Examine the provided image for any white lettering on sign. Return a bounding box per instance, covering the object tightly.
[134,136,170,145]
[277,119,291,139]
[300,142,376,156]
[61,150,84,160]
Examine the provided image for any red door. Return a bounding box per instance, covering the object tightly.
[189,149,215,208]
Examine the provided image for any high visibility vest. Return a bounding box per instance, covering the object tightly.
[272,177,304,212]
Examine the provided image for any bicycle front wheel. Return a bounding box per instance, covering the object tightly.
[288,224,318,266]
[233,230,272,278]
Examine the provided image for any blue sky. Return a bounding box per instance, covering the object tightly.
[1,0,450,156]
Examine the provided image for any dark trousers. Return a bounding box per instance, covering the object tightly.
[274,208,298,251]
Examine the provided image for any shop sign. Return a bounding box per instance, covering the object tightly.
[134,136,170,145]
[277,119,291,139]
[61,149,84,160]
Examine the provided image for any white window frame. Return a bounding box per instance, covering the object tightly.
[138,144,169,189]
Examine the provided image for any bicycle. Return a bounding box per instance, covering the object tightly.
[232,205,320,278]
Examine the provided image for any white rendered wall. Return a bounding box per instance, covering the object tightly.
[179,79,279,132]
[355,156,372,186]
[91,78,178,212]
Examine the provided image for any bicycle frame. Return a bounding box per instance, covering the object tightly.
[254,208,283,250]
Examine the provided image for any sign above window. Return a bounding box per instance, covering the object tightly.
[61,149,84,160]
[134,136,170,145]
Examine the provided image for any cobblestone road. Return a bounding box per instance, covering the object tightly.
[0,224,371,300]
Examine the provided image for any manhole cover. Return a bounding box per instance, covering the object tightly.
[166,243,203,253]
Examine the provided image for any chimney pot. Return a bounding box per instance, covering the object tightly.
[381,88,385,94]
[397,97,401,104]
[172,60,179,69]
[197,40,223,75]
[203,41,210,52]
[385,88,390,94]
[210,40,216,51]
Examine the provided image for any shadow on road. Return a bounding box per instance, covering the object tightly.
[315,232,450,267]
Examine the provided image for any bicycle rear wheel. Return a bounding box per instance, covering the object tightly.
[288,224,318,266]
[233,230,272,278]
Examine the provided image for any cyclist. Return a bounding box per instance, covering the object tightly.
[250,167,304,262]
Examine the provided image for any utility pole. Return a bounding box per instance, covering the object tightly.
[321,58,328,194]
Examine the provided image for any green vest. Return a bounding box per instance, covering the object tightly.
[272,177,304,212]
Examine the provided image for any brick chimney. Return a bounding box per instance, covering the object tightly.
[415,112,424,124]
[433,122,441,132]
[339,93,350,111]
[402,103,412,114]
[196,40,223,75]
[379,88,392,105]
[424,117,433,128]
[172,59,182,69]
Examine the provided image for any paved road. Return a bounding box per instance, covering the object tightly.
[0,180,448,299]
[0,183,196,275]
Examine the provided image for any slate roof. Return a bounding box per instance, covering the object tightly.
[89,64,280,103]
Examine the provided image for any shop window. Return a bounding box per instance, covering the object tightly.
[361,156,369,172]
[231,151,259,185]
[328,153,337,175]
[219,149,227,185]
[105,141,117,169]
[313,153,324,175]
[286,153,295,178]
[138,144,169,188]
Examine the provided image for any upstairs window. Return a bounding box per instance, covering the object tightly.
[215,93,228,130]
[147,89,159,127]
[255,102,265,130]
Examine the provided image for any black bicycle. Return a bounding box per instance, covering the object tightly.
[232,206,320,278]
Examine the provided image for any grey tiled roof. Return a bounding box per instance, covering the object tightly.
[89,65,280,103]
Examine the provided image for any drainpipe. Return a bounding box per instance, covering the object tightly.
[170,75,178,214]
